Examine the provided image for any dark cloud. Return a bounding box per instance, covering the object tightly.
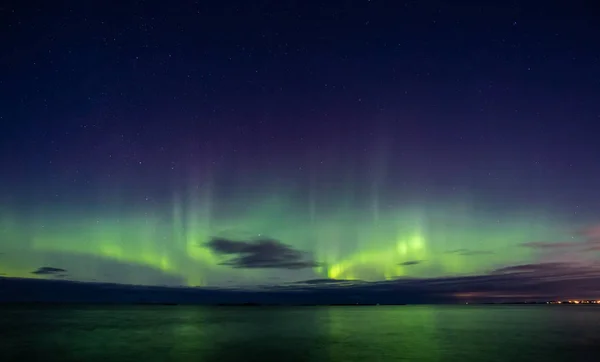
[399,260,423,266]
[5,259,600,303]
[521,241,576,249]
[521,225,600,253]
[445,249,494,256]
[38,250,186,286]
[293,278,340,284]
[31,267,67,275]
[490,262,600,282]
[288,278,368,287]
[445,248,469,253]
[521,240,600,252]
[206,237,319,269]
[580,225,600,239]
[491,262,567,274]
[282,261,600,301]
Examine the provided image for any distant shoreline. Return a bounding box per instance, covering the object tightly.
[0,301,597,307]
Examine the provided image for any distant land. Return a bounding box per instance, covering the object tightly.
[1,276,598,305]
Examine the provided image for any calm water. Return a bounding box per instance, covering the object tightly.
[2,305,600,361]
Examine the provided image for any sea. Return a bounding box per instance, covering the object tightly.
[1,305,599,361]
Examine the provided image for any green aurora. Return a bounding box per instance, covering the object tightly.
[0,183,573,287]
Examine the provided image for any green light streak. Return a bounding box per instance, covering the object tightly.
[0,191,567,286]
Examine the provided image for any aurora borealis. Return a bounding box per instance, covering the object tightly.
[0,191,569,286]
[2,1,600,301]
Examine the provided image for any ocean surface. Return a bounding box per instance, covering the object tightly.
[2,305,600,361]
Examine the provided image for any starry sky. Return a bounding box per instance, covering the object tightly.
[1,1,600,302]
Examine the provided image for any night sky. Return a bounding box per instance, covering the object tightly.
[1,1,600,302]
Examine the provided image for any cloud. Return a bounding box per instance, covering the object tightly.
[491,262,567,274]
[399,260,423,266]
[490,261,600,281]
[445,249,494,256]
[206,237,319,269]
[285,260,600,301]
[32,266,67,275]
[521,241,577,249]
[521,225,600,261]
[5,259,600,304]
[293,278,341,284]
[522,240,600,252]
[581,225,600,240]
[287,278,368,287]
